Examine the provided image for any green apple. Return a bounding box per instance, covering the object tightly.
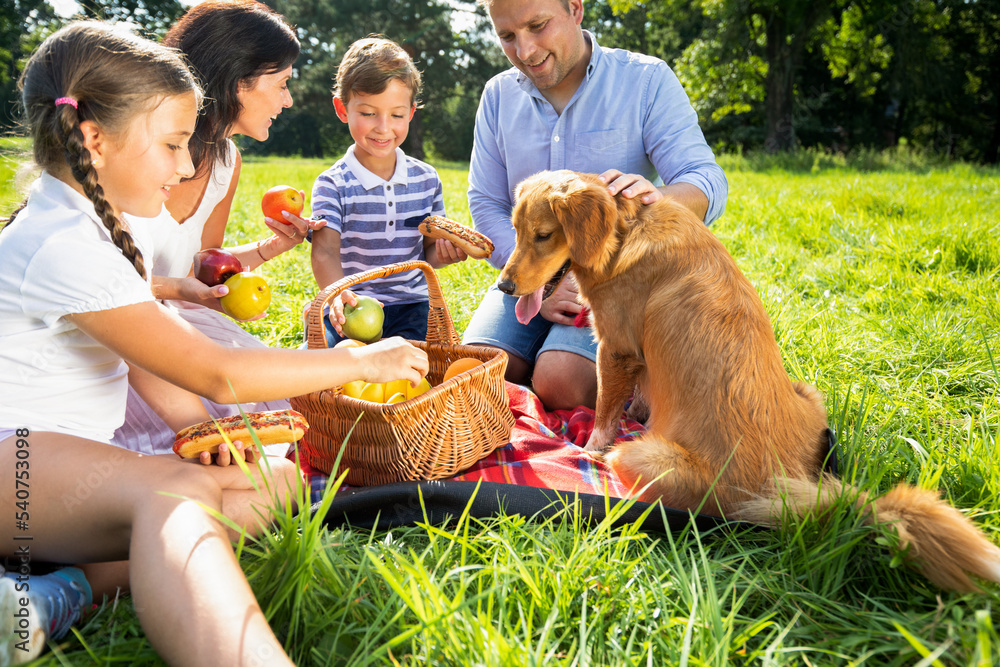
[220,272,271,321]
[341,295,384,344]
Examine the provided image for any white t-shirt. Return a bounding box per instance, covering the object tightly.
[0,172,156,443]
[140,141,238,279]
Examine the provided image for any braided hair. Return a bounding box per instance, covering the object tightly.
[16,21,201,279]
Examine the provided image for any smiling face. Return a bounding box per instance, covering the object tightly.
[489,0,589,107]
[230,65,294,141]
[335,78,416,179]
[91,92,198,218]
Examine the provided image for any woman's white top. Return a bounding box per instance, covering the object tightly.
[0,172,155,443]
[144,140,238,279]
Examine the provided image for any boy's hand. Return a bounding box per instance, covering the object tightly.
[329,288,378,338]
[433,238,467,266]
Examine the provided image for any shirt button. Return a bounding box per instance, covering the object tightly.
[386,185,391,191]
[389,220,395,226]
[553,135,560,142]
[388,201,394,207]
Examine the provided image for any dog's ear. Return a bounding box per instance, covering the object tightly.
[547,174,619,272]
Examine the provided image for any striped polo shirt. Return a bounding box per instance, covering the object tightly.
[311,145,445,303]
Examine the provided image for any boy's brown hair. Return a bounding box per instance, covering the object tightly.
[334,36,422,107]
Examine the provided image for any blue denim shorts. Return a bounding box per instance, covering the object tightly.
[461,283,597,363]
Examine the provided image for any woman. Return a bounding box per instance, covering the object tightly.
[114,0,325,456]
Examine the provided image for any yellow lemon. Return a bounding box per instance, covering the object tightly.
[358,382,385,403]
[335,339,366,349]
[406,377,432,399]
[341,380,366,399]
[386,392,407,404]
[443,358,483,382]
[383,379,409,399]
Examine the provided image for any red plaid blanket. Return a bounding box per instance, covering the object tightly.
[300,382,644,503]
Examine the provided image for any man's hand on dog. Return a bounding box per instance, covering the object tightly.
[600,169,663,205]
[540,271,585,325]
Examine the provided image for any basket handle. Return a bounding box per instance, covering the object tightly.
[305,260,460,349]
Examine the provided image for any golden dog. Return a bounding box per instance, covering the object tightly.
[497,169,1000,591]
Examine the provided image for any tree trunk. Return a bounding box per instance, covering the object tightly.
[764,12,796,152]
[406,110,425,161]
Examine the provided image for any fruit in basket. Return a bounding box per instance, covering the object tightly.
[220,272,270,320]
[358,382,385,403]
[261,185,304,223]
[341,380,366,399]
[342,296,384,344]
[334,339,366,349]
[386,392,407,404]
[193,248,242,287]
[406,377,432,399]
[383,379,409,399]
[443,358,483,382]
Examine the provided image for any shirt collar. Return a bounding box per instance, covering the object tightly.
[344,144,409,190]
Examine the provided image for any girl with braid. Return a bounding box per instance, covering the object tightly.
[0,22,428,664]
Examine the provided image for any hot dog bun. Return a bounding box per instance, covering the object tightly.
[419,215,494,260]
[173,409,308,459]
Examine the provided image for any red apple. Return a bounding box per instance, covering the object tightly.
[261,185,304,224]
[193,248,242,287]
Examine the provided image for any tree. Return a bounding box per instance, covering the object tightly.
[78,0,186,37]
[0,0,60,128]
[264,0,505,161]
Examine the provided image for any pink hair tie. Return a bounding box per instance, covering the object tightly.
[54,96,78,109]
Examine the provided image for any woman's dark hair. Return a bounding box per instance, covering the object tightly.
[16,21,201,279]
[164,0,299,177]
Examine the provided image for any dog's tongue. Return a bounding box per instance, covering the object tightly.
[515,287,544,325]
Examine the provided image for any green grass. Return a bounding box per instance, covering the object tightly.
[4,147,1000,664]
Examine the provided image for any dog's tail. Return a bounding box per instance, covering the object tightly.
[737,475,1000,592]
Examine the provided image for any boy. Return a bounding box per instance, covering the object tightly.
[310,36,466,345]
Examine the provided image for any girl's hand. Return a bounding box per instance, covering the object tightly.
[170,275,229,312]
[598,169,663,205]
[197,439,261,467]
[356,337,429,387]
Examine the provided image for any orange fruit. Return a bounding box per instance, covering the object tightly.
[341,380,366,399]
[406,377,432,399]
[335,339,366,349]
[443,358,483,382]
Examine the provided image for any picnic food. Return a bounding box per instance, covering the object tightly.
[341,380,366,399]
[406,377,432,399]
[173,409,308,459]
[443,357,483,382]
[193,248,242,287]
[220,271,271,320]
[341,295,384,343]
[419,215,494,260]
[358,382,385,403]
[261,184,304,224]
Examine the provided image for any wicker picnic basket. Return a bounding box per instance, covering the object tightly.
[290,260,515,486]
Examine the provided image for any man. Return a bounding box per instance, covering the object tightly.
[463,0,728,411]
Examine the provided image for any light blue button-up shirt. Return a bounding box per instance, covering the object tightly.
[469,31,729,270]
